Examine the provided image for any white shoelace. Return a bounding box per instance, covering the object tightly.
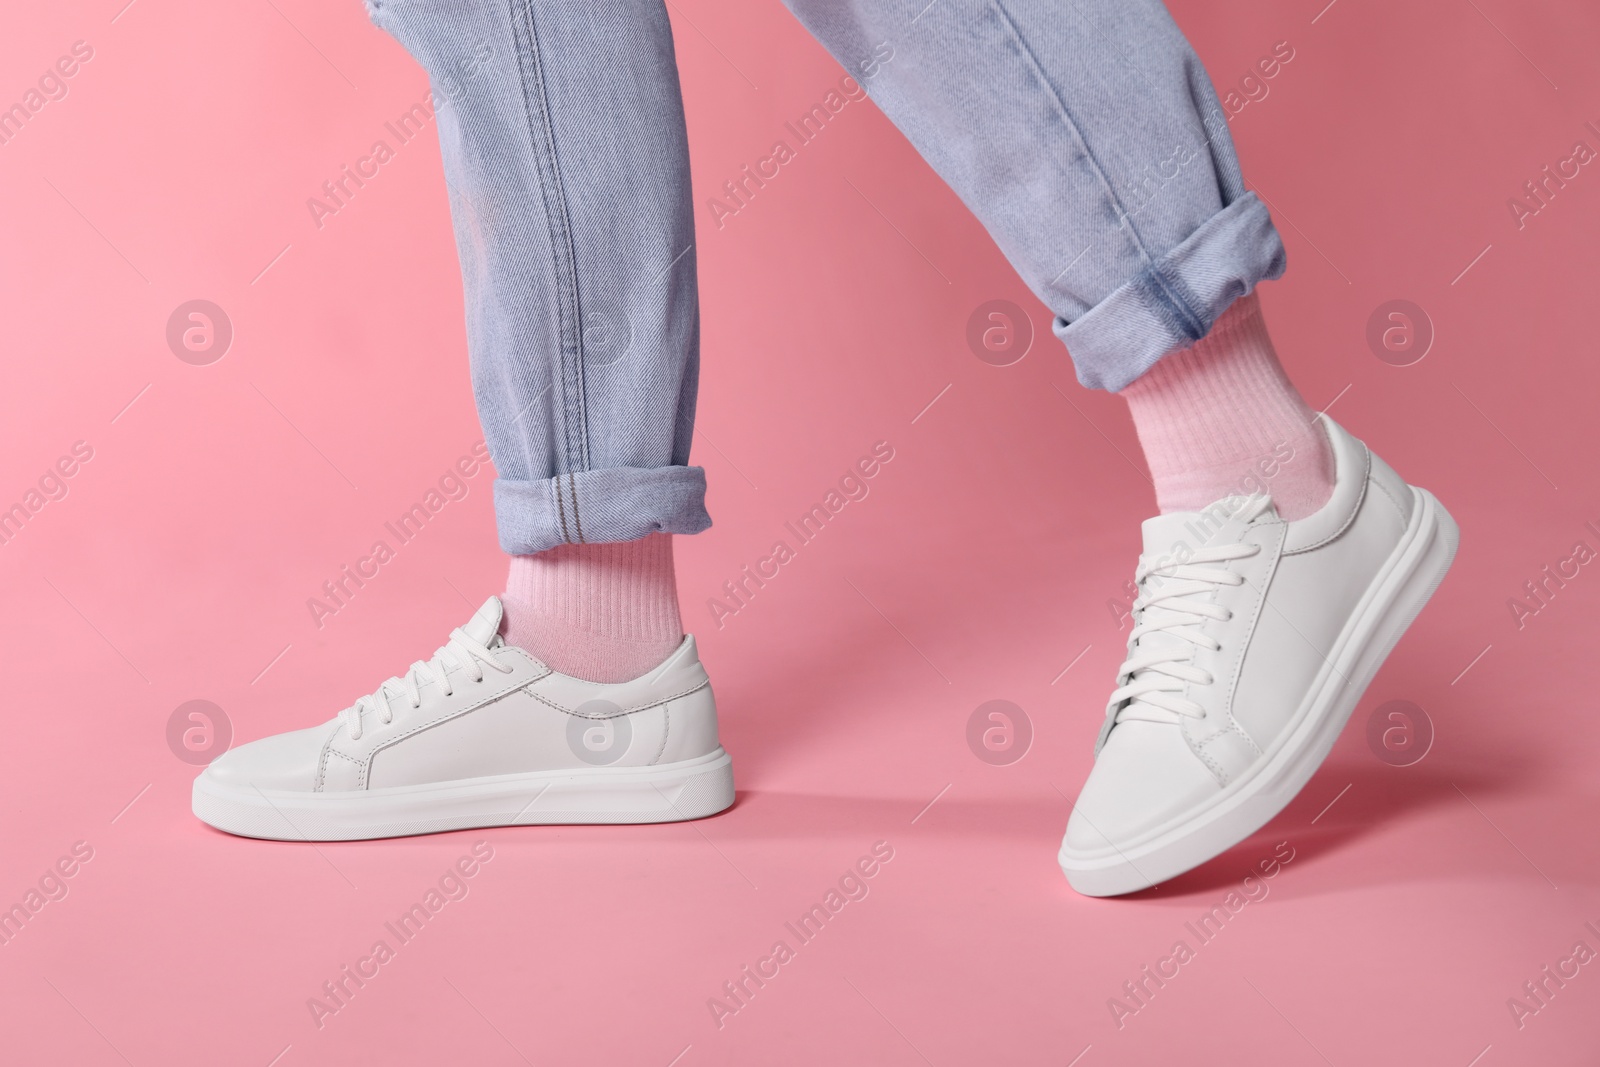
[338,627,511,740]
[1110,495,1271,726]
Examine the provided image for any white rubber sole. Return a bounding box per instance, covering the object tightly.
[1060,487,1459,897]
[192,748,736,841]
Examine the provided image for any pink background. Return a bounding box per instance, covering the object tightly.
[4,0,1600,1063]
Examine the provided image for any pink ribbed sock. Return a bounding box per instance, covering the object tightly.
[1119,292,1334,520]
[501,532,683,683]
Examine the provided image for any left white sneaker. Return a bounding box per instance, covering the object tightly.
[1059,418,1457,896]
[192,597,735,841]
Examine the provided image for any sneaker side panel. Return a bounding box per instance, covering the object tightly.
[1229,449,1414,754]
[361,636,723,788]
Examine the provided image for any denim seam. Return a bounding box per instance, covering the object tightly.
[508,0,590,504]
[553,476,572,544]
[566,472,586,543]
[984,4,1143,265]
[1138,260,1209,346]
[988,0,1206,340]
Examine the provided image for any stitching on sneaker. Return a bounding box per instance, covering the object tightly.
[1191,722,1263,787]
[1191,739,1230,785]
[533,677,708,719]
[1219,524,1287,724]
[1283,444,1372,555]
[324,749,363,792]
[315,740,332,793]
[650,702,670,766]
[1370,473,1409,522]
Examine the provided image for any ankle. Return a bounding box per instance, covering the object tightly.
[502,533,683,682]
[1120,293,1334,520]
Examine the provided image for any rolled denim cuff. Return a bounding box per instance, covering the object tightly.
[1060,193,1287,392]
[493,466,712,554]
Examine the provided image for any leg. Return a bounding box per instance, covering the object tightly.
[784,0,1278,387]
[784,2,1453,894]
[191,1,737,840]
[784,0,1331,517]
[368,0,700,680]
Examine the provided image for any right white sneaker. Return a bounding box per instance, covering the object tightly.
[1060,418,1457,896]
[192,597,735,840]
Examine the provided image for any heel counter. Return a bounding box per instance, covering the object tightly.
[1367,449,1416,526]
[658,681,721,764]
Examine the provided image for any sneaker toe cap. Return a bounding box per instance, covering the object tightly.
[201,725,332,792]
[1062,721,1221,856]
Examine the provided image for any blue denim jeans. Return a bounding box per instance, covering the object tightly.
[366,0,1286,554]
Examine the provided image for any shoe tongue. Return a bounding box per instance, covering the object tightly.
[1140,494,1273,559]
[461,597,504,647]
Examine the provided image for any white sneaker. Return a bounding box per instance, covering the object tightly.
[1059,418,1457,896]
[192,597,735,840]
